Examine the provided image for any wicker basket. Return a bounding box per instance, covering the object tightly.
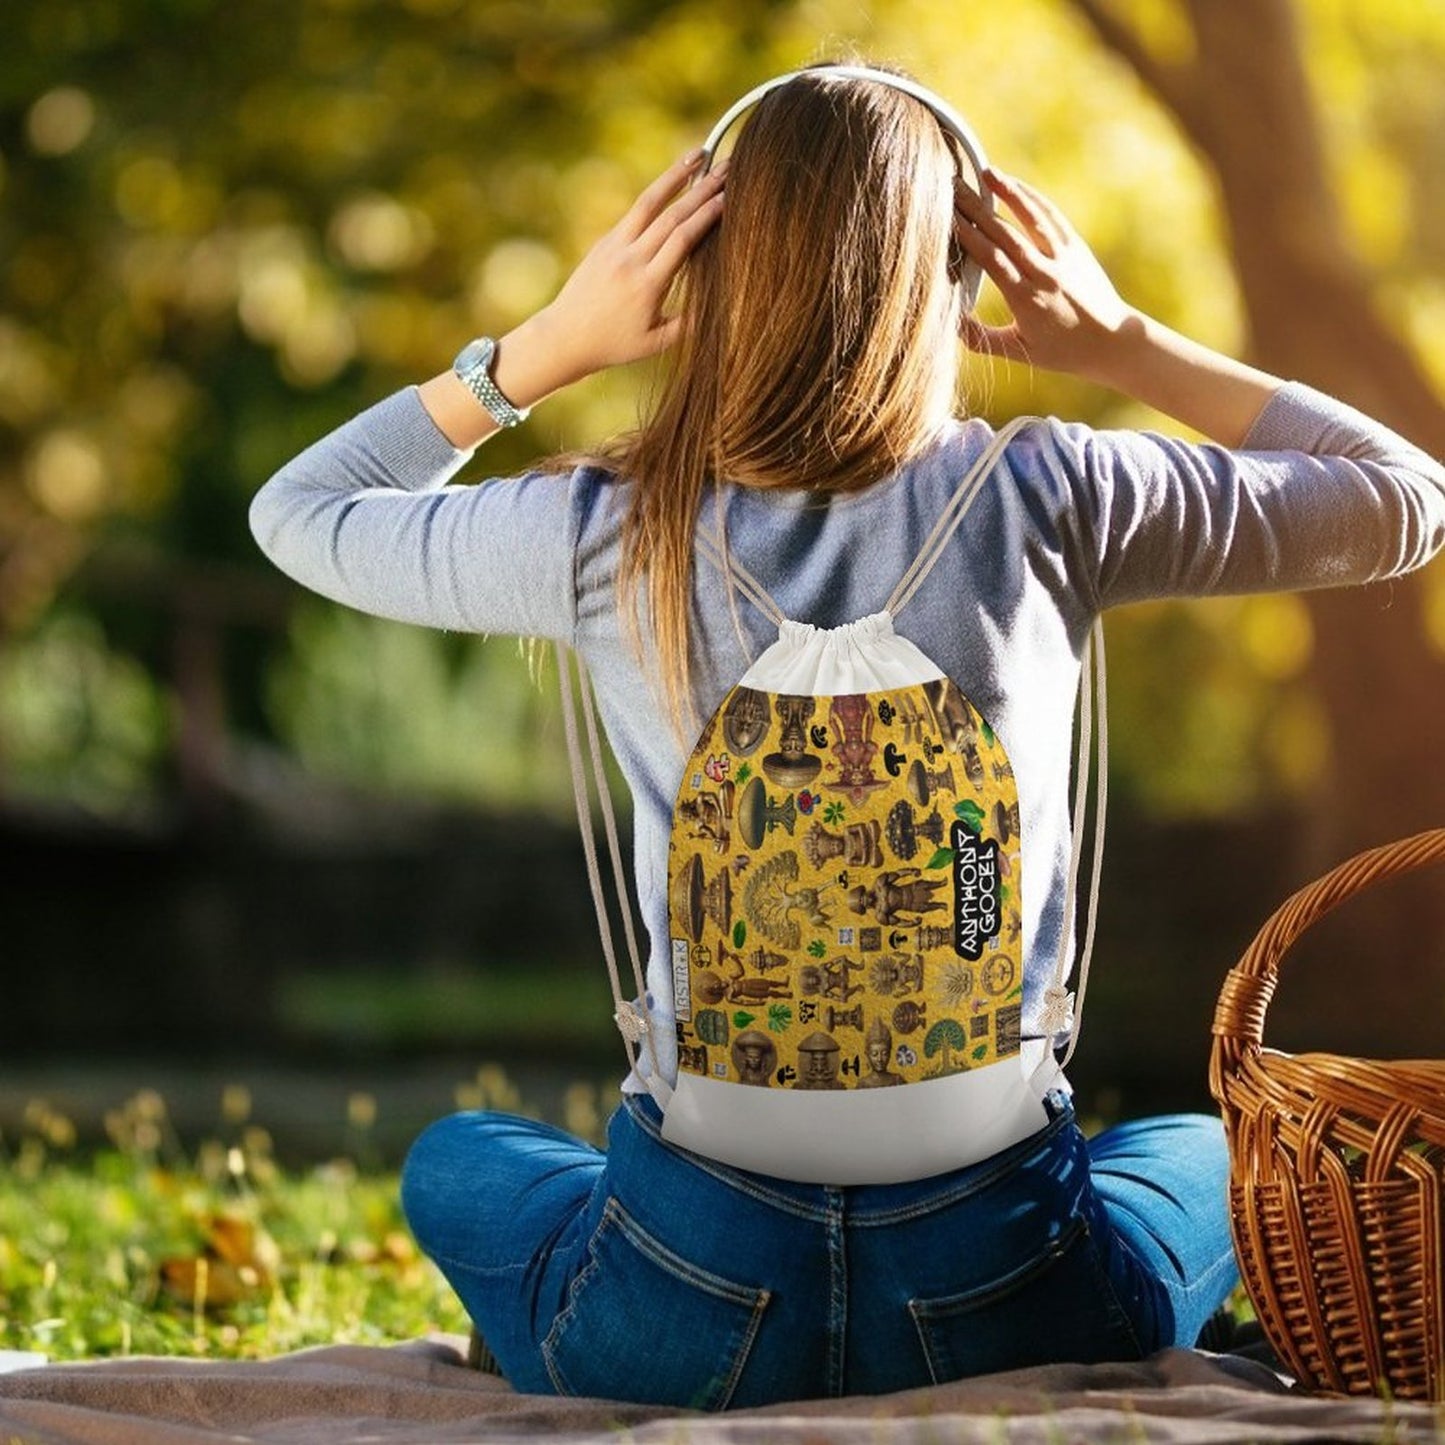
[1209,828,1445,1399]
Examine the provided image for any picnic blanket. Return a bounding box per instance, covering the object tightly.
[1,1337,1440,1444]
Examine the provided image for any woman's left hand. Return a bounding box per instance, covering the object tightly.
[952,167,1283,441]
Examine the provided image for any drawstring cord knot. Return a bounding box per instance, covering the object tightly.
[1039,984,1075,1037]
[613,1000,650,1044]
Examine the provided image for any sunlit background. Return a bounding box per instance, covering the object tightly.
[3,0,1445,1151]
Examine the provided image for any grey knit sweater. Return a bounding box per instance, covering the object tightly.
[252,383,1445,1085]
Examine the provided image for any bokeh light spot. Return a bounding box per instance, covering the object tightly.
[329,193,434,272]
[472,238,560,325]
[114,154,186,230]
[1239,595,1314,680]
[26,429,109,523]
[27,86,95,156]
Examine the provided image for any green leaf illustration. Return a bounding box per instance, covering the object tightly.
[733,1011,756,1029]
[953,799,986,832]
[732,920,747,948]
[925,846,954,870]
[807,939,827,958]
[972,1043,989,1061]
[767,1003,793,1032]
[734,762,752,785]
[981,721,996,746]
[822,801,846,825]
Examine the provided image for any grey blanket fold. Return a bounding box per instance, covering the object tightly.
[0,1339,1432,1444]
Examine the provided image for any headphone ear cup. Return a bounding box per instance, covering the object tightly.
[947,240,983,313]
[946,234,965,284]
[959,256,985,315]
[954,177,992,314]
[947,236,983,311]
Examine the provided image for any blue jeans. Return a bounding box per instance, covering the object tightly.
[400,1095,1237,1410]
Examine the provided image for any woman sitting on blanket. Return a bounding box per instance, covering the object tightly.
[251,63,1445,1407]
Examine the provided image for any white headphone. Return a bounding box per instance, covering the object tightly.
[699,65,993,312]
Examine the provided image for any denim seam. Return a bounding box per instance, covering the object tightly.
[714,1288,772,1410]
[825,1189,847,1397]
[1078,1220,1148,1359]
[907,1218,1088,1321]
[855,1109,1076,1226]
[415,1251,528,1281]
[906,1301,944,1386]
[625,1094,1075,1225]
[539,1195,772,1407]
[540,1208,610,1397]
[1179,1241,1244,1330]
[606,1198,769,1306]
[625,1097,833,1220]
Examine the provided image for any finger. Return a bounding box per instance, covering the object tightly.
[954,179,1047,284]
[982,170,1063,259]
[953,175,1013,245]
[703,156,730,184]
[1003,173,1075,240]
[638,165,724,261]
[951,206,1025,289]
[619,150,707,241]
[650,186,725,275]
[960,317,1030,365]
[988,170,1069,256]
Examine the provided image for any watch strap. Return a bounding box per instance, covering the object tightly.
[454,337,531,428]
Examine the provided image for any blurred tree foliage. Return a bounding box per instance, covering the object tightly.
[0,0,1441,826]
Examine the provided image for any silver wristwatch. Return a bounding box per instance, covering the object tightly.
[452,337,531,428]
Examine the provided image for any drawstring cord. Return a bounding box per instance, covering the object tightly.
[556,644,669,1104]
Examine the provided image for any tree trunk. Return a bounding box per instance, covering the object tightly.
[1070,0,1445,1050]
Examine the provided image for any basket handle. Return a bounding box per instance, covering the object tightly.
[1211,827,1445,1065]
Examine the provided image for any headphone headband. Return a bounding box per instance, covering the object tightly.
[698,66,992,311]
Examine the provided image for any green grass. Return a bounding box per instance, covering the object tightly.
[2,1079,1256,1370]
[0,1070,606,1362]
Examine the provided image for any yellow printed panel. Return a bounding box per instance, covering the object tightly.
[667,679,1023,1091]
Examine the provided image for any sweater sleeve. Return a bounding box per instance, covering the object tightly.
[1045,382,1445,611]
[248,387,583,641]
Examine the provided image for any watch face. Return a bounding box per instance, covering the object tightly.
[454,338,491,374]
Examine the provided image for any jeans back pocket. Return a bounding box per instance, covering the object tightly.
[542,1197,770,1410]
[908,1218,1143,1383]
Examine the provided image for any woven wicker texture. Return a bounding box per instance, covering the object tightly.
[1210,828,1445,1400]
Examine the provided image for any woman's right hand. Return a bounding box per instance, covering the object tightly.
[421,152,725,448]
[532,151,727,384]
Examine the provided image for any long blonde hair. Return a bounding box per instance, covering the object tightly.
[609,67,968,727]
